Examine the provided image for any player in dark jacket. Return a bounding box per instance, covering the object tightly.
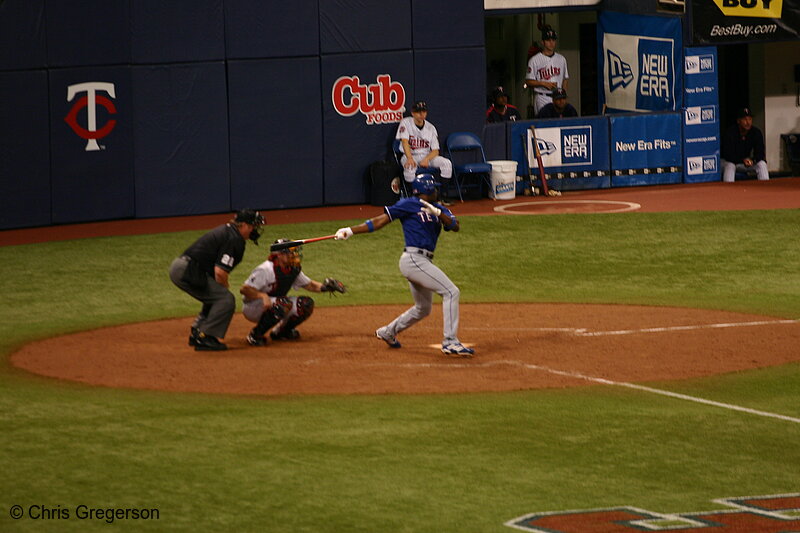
[536,87,578,119]
[486,87,522,123]
[168,209,265,351]
[720,107,768,182]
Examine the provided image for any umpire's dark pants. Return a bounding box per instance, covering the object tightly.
[169,256,235,339]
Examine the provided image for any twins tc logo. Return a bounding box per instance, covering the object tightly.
[332,74,406,125]
[64,82,117,151]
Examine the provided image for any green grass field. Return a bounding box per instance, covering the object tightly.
[1,210,798,532]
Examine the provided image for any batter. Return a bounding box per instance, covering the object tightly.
[334,173,474,357]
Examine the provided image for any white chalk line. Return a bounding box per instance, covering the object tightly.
[463,319,798,337]
[493,200,642,215]
[365,359,800,424]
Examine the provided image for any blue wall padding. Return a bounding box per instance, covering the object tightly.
[0,71,51,229]
[132,63,230,218]
[412,0,485,49]
[610,112,682,187]
[322,51,414,205]
[320,0,412,54]
[49,67,135,224]
[482,122,507,162]
[131,0,225,64]
[0,0,46,71]
[414,48,487,145]
[46,0,131,67]
[224,0,320,59]
[228,58,324,210]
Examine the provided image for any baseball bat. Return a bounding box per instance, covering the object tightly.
[529,125,551,196]
[521,133,537,195]
[269,234,336,251]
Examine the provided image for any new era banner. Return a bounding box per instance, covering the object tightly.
[683,46,720,183]
[691,0,800,44]
[598,12,683,113]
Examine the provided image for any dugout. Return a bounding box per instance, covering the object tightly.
[0,0,798,230]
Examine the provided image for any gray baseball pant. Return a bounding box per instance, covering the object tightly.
[383,252,461,344]
[168,256,235,339]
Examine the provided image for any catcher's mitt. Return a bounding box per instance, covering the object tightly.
[321,277,346,294]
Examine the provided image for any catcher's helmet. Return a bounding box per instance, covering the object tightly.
[269,239,303,267]
[412,173,438,196]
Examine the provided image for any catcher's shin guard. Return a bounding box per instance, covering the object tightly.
[251,298,291,338]
[272,297,314,339]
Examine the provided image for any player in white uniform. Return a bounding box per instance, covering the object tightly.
[396,100,453,184]
[525,28,569,116]
[239,240,345,346]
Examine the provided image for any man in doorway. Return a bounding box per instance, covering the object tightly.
[536,87,578,119]
[720,107,768,182]
[524,27,569,116]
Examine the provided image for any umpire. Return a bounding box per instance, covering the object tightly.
[169,209,265,351]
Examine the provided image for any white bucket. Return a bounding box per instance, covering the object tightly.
[488,160,518,200]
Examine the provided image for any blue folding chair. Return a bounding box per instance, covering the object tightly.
[445,132,493,202]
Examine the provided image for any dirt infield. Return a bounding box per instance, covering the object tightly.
[10,304,800,395]
[5,179,800,395]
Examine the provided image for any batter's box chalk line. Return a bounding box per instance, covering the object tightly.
[464,319,798,337]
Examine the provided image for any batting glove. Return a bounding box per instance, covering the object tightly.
[335,227,353,240]
[419,199,441,217]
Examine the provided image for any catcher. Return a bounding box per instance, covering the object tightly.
[239,239,346,346]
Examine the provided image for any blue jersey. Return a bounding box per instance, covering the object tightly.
[384,197,456,252]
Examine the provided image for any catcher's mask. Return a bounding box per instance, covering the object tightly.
[412,173,438,196]
[269,239,302,268]
[235,208,266,244]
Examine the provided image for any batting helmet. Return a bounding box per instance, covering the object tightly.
[412,173,438,196]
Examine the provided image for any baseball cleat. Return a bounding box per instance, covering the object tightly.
[441,342,474,357]
[194,333,228,351]
[270,328,300,341]
[246,333,268,347]
[375,327,401,348]
[188,327,199,347]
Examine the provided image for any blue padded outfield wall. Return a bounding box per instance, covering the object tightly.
[0,0,486,229]
[0,1,719,230]
[509,118,612,192]
[682,46,721,183]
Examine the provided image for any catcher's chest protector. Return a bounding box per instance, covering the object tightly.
[271,265,301,297]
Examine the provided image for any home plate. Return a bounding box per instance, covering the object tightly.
[428,343,476,350]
